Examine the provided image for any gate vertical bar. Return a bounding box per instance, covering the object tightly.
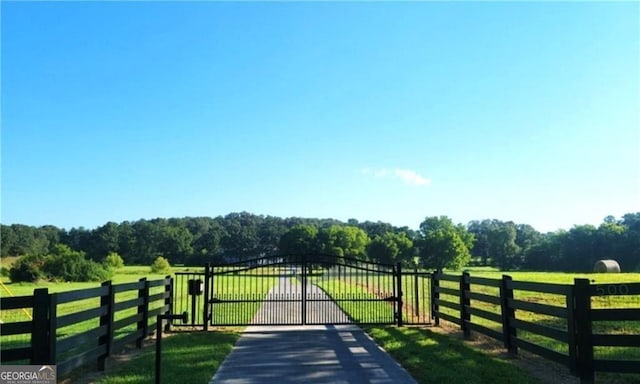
[432,270,440,326]
[414,267,419,319]
[396,262,403,326]
[203,263,210,331]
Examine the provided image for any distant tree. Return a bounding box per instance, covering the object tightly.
[220,212,260,259]
[185,217,226,265]
[257,216,287,255]
[467,220,491,265]
[523,231,566,270]
[367,232,414,265]
[279,224,319,255]
[88,222,120,261]
[487,221,520,270]
[515,224,542,256]
[2,224,50,256]
[317,225,369,259]
[417,216,473,270]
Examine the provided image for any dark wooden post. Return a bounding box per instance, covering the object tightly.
[500,275,517,354]
[431,270,440,326]
[566,286,578,375]
[48,294,57,365]
[396,262,403,326]
[98,280,115,370]
[460,272,471,339]
[136,278,149,348]
[164,276,173,332]
[574,278,594,384]
[31,288,51,364]
[203,263,211,332]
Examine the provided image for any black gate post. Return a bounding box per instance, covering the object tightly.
[432,270,440,326]
[203,263,211,331]
[301,254,307,325]
[396,262,403,326]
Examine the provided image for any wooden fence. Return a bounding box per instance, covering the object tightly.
[0,277,173,377]
[431,272,640,383]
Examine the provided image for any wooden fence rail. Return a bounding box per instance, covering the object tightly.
[432,272,640,384]
[0,276,173,377]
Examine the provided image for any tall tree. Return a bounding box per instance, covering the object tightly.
[366,232,414,265]
[317,225,369,259]
[417,216,473,270]
[487,221,520,270]
[279,224,319,255]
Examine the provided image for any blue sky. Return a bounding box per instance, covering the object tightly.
[1,1,638,233]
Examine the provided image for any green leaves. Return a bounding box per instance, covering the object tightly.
[418,216,473,270]
[150,256,171,274]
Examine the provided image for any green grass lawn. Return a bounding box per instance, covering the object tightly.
[366,326,540,384]
[62,330,240,384]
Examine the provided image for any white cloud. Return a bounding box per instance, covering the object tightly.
[360,168,431,186]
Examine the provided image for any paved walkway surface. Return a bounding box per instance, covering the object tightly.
[209,325,417,384]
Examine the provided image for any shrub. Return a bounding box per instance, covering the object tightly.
[151,256,171,274]
[9,255,47,282]
[104,252,125,269]
[43,245,112,282]
[10,245,112,282]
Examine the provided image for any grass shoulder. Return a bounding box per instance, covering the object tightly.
[60,330,240,384]
[365,325,541,384]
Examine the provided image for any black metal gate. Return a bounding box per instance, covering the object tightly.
[173,254,431,328]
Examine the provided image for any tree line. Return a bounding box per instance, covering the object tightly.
[2,212,639,273]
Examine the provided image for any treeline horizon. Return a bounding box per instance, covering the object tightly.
[1,211,639,273]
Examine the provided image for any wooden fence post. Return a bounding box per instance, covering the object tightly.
[500,275,517,354]
[136,278,149,348]
[460,272,471,339]
[48,294,58,365]
[431,270,440,326]
[566,286,578,375]
[31,288,51,364]
[574,278,594,384]
[98,280,115,371]
[164,276,173,332]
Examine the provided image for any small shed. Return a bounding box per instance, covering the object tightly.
[593,259,621,273]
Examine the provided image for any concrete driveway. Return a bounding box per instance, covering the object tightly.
[209,324,417,384]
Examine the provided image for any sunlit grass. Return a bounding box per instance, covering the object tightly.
[91,331,239,384]
[366,326,540,384]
